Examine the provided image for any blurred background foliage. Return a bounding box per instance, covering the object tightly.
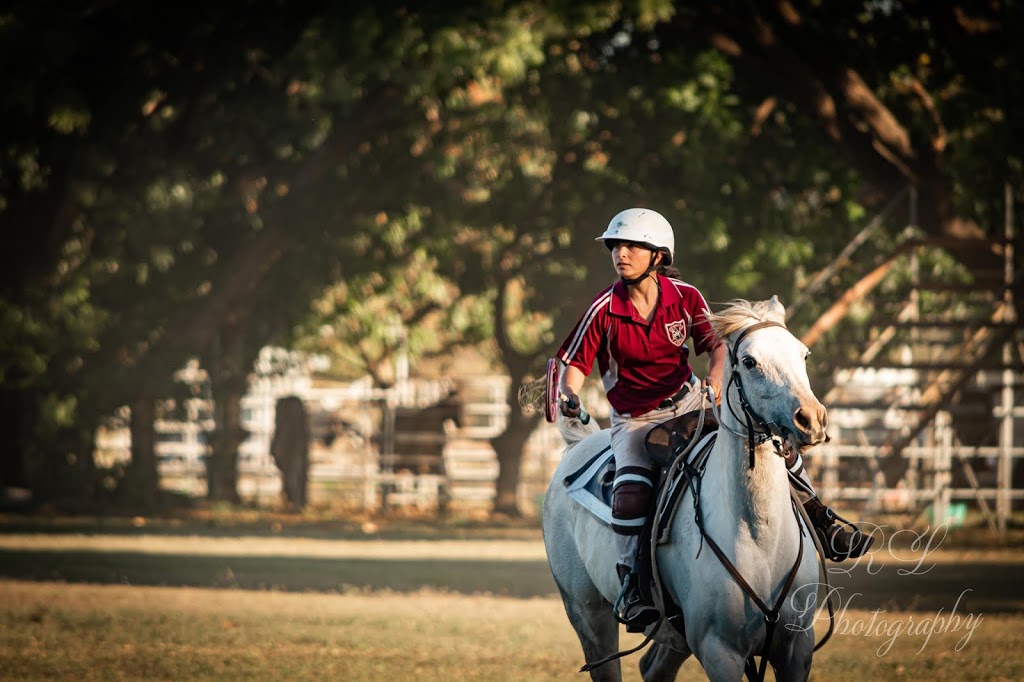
[1,0,1020,513]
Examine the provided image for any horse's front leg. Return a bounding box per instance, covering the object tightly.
[693,634,747,682]
[768,625,814,682]
[639,641,690,682]
[553,578,622,682]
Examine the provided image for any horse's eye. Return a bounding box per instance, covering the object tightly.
[741,356,757,370]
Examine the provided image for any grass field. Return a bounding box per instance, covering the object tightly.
[1,515,1023,681]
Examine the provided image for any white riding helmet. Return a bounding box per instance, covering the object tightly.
[595,208,675,265]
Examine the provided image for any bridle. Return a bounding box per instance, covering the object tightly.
[713,320,790,469]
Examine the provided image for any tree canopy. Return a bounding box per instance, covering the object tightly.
[2,1,1019,512]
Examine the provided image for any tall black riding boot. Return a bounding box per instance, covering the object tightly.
[803,497,874,562]
[614,563,660,632]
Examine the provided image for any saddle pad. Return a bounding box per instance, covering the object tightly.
[563,446,615,525]
[563,428,718,532]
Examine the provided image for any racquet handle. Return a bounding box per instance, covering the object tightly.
[560,394,591,425]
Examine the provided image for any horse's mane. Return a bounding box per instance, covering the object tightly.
[705,298,785,341]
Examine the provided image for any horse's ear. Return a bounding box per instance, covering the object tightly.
[767,294,787,323]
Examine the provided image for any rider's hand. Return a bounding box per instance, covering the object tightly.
[702,376,722,405]
[559,391,582,418]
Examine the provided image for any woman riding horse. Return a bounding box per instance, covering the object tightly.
[556,207,872,632]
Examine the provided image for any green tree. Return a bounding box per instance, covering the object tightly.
[3,1,1018,516]
[0,2,425,503]
[667,1,1021,276]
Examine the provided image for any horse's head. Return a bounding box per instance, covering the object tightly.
[709,296,828,451]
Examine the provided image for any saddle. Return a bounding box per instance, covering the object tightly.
[645,407,719,467]
[562,408,720,526]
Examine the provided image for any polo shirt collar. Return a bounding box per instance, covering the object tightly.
[609,274,681,317]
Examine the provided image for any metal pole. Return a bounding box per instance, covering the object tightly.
[907,186,923,518]
[933,410,952,526]
[997,182,1016,535]
[952,434,1000,533]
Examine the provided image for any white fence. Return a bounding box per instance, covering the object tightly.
[94,369,573,513]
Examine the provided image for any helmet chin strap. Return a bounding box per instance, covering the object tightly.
[619,250,658,286]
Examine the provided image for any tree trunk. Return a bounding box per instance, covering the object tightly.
[205,326,248,504]
[0,388,26,492]
[122,397,159,508]
[207,385,246,503]
[491,388,542,517]
[33,421,98,509]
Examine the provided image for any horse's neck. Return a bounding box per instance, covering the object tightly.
[704,412,793,544]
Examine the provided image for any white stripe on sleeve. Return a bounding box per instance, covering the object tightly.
[560,291,611,364]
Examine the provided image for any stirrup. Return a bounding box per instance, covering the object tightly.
[817,521,874,562]
[614,572,660,632]
[803,498,874,562]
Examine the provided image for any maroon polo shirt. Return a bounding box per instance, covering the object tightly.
[557,274,720,417]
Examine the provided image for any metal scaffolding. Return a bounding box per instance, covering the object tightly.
[804,184,1022,534]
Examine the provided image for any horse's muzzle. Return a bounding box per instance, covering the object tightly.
[793,403,828,446]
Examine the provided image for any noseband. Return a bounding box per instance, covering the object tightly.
[719,320,789,469]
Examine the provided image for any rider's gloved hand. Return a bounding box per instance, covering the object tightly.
[559,391,582,418]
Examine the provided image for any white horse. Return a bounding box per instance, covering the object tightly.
[543,297,825,682]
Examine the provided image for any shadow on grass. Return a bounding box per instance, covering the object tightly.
[825,560,1024,615]
[0,514,543,542]
[2,549,1024,614]
[0,549,559,597]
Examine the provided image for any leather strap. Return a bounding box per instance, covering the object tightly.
[693,474,805,682]
[657,384,692,409]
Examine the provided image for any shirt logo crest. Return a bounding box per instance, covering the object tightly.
[665,320,686,346]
